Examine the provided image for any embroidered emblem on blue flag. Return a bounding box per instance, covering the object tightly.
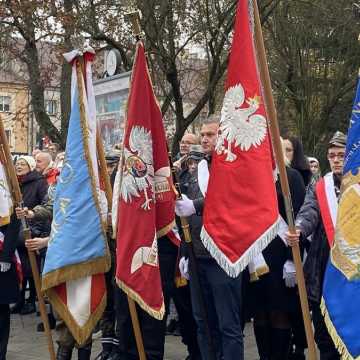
[322,77,360,360]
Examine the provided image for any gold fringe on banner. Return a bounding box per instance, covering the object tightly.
[76,62,110,256]
[47,288,107,346]
[116,278,165,320]
[321,297,359,360]
[42,255,110,291]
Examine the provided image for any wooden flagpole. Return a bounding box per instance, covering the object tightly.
[252,1,317,359]
[0,116,56,360]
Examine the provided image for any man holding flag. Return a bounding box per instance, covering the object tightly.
[176,0,280,359]
[286,130,347,360]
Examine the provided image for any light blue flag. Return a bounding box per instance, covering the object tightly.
[322,76,360,360]
[42,58,109,290]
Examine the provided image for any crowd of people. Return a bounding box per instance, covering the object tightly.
[0,117,345,360]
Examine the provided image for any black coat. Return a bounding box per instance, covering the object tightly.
[0,214,21,304]
[17,170,48,278]
[246,167,306,314]
[19,170,48,210]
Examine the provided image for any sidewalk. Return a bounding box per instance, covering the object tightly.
[7,313,258,359]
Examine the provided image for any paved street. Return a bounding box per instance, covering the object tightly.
[7,312,259,359]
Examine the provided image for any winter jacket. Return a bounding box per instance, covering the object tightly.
[17,171,49,277]
[32,183,56,223]
[263,167,306,271]
[19,170,48,209]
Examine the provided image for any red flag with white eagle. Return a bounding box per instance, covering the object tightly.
[115,41,175,319]
[201,0,280,277]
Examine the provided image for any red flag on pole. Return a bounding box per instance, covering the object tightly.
[115,42,175,319]
[201,0,280,277]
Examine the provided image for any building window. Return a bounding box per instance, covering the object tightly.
[46,100,57,115]
[0,96,10,112]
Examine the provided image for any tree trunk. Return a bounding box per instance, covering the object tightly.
[24,41,63,146]
[171,120,186,158]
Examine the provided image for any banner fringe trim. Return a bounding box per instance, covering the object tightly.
[76,63,111,262]
[46,286,107,346]
[201,215,281,278]
[42,255,110,291]
[116,278,165,320]
[321,297,359,360]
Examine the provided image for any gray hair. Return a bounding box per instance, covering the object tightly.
[201,114,220,126]
[36,151,53,164]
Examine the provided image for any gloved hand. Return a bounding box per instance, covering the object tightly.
[283,260,297,288]
[175,194,196,217]
[179,257,190,280]
[0,262,11,272]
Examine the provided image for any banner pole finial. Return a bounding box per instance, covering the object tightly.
[125,11,142,41]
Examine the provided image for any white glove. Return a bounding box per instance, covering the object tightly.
[283,260,297,288]
[179,257,190,280]
[175,194,196,217]
[0,262,11,272]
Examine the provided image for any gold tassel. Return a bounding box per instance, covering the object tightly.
[175,276,188,288]
[0,215,10,226]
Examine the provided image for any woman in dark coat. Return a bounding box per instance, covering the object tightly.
[283,137,312,188]
[283,137,312,359]
[0,214,21,359]
[246,166,306,360]
[10,156,48,315]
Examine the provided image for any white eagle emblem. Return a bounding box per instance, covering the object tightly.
[215,84,267,162]
[121,126,155,210]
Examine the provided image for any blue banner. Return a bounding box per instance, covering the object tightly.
[322,77,360,360]
[42,76,109,287]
